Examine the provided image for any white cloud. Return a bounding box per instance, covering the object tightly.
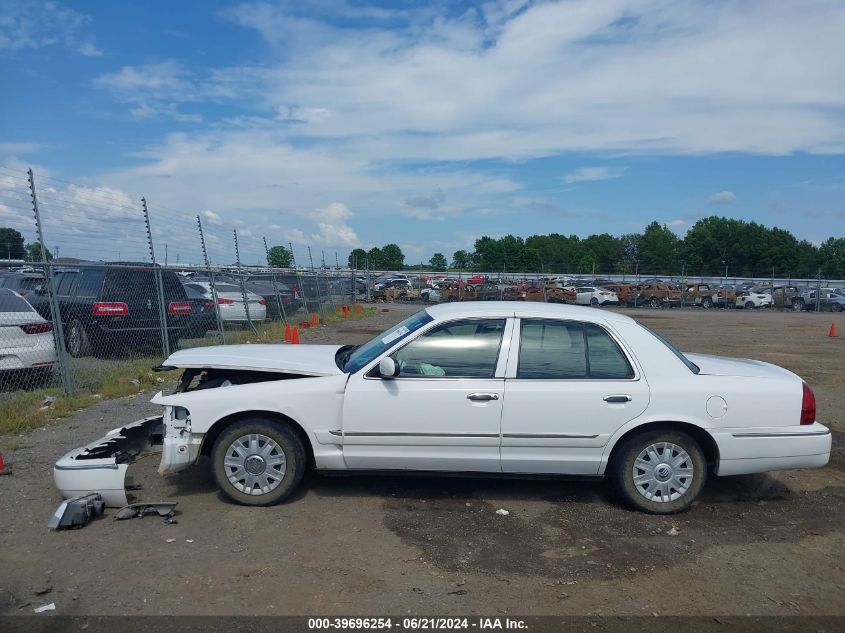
[562,166,627,184]
[310,202,360,247]
[707,190,737,205]
[202,210,222,225]
[0,1,101,55]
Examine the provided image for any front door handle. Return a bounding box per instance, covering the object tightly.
[603,394,632,403]
[467,393,500,401]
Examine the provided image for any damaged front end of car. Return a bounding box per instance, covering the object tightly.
[53,354,330,506]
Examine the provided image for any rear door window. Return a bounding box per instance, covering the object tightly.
[56,272,79,296]
[76,270,105,298]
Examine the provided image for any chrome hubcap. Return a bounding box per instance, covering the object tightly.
[224,434,286,496]
[632,442,693,503]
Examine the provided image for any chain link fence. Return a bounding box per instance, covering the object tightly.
[0,166,843,401]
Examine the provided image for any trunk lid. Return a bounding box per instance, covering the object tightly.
[685,353,798,380]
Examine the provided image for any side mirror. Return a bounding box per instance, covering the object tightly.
[378,356,398,378]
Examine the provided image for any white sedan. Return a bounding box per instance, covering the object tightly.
[0,288,57,377]
[54,302,831,514]
[574,286,620,307]
[184,281,266,323]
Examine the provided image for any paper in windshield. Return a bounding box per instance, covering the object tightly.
[381,325,410,345]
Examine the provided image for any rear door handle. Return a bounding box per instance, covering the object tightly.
[603,394,632,403]
[467,393,500,401]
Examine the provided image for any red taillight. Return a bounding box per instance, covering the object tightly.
[800,382,816,425]
[92,302,128,316]
[20,322,52,334]
[168,301,192,315]
[217,298,235,305]
[258,298,266,305]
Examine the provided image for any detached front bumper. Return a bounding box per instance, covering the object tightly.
[53,416,163,507]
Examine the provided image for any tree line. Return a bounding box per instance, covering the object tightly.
[351,217,844,279]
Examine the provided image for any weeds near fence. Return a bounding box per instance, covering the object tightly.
[0,360,179,435]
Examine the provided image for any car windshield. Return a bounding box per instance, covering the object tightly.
[341,310,434,373]
[641,324,700,374]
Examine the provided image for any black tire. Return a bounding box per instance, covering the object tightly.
[590,297,599,307]
[649,296,661,308]
[211,418,306,506]
[831,303,843,313]
[791,298,805,311]
[66,319,91,358]
[702,296,713,309]
[612,429,706,514]
[745,301,755,310]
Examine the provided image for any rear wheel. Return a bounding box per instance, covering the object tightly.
[211,418,306,506]
[702,296,713,309]
[66,320,91,358]
[590,297,599,307]
[745,301,755,310]
[791,298,805,311]
[831,303,843,312]
[613,430,706,514]
[649,296,661,308]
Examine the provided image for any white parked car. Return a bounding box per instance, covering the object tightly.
[0,288,57,377]
[54,302,830,514]
[736,291,773,309]
[420,287,441,302]
[574,286,620,307]
[184,282,266,323]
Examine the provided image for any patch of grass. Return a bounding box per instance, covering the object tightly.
[0,360,179,437]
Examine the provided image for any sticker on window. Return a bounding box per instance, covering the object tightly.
[381,325,410,345]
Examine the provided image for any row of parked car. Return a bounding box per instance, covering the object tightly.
[368,273,845,312]
[0,266,348,373]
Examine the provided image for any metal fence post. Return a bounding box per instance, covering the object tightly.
[289,241,309,316]
[233,230,257,334]
[142,198,170,357]
[197,215,225,344]
[263,236,288,325]
[29,168,72,394]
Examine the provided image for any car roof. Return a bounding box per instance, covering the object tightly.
[424,300,636,325]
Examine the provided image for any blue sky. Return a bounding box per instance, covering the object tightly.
[1,0,844,265]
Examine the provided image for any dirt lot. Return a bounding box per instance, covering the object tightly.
[1,304,843,617]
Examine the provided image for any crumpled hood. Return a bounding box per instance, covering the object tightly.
[685,353,798,380]
[161,344,345,377]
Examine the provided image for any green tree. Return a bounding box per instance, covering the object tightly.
[25,242,53,262]
[639,221,680,274]
[367,247,384,269]
[429,253,448,271]
[380,243,405,270]
[348,248,368,269]
[0,227,26,260]
[266,245,292,268]
[819,237,845,279]
[451,249,471,270]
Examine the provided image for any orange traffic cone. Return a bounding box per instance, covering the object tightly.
[829,323,838,337]
[0,452,10,476]
[284,323,292,342]
[310,312,318,327]
[343,305,350,318]
[291,327,300,344]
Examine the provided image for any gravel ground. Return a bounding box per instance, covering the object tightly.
[0,304,843,617]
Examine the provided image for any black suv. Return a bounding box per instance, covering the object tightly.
[0,271,47,299]
[29,265,192,357]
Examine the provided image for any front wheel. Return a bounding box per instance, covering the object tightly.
[745,301,755,310]
[590,297,599,307]
[791,298,805,311]
[211,418,306,506]
[613,430,706,514]
[649,296,661,308]
[831,303,843,312]
[702,297,713,309]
